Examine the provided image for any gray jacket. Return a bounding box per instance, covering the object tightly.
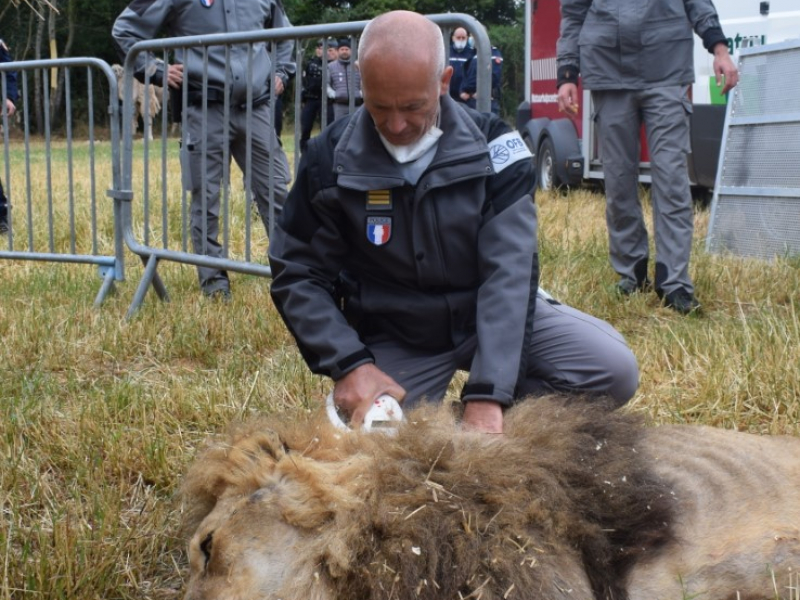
[112,0,295,105]
[269,96,539,407]
[556,0,727,90]
[327,58,362,104]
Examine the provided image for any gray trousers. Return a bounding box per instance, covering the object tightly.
[592,86,695,295]
[366,292,639,408]
[182,102,290,294]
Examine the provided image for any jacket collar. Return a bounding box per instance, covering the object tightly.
[333,95,490,191]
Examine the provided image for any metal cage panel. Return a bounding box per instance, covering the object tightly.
[706,39,800,261]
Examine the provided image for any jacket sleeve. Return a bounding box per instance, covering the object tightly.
[462,119,539,406]
[556,0,591,85]
[268,139,375,380]
[684,0,727,52]
[112,0,173,86]
[0,41,17,103]
[460,56,476,95]
[269,1,296,85]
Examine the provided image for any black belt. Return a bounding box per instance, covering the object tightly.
[187,89,270,110]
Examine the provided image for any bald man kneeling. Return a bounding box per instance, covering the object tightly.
[269,10,639,434]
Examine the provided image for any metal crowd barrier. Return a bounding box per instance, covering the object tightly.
[706,38,800,261]
[0,58,123,307]
[0,15,492,316]
[117,13,491,317]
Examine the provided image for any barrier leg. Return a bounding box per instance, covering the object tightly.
[126,253,170,319]
[93,264,118,308]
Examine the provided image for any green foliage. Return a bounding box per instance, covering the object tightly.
[486,20,524,121]
[1,0,526,124]
[284,0,519,25]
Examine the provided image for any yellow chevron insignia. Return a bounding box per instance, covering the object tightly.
[366,189,392,210]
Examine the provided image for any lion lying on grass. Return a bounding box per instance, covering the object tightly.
[179,397,800,600]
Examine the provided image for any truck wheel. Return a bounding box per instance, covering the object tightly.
[537,137,559,190]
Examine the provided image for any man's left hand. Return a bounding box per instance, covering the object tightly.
[462,400,503,434]
[713,44,739,94]
[4,98,15,117]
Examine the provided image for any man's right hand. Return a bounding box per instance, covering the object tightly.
[166,63,184,89]
[333,363,406,427]
[557,83,579,115]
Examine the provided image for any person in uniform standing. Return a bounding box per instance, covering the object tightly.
[327,38,362,121]
[448,27,474,104]
[0,38,18,235]
[113,0,295,299]
[556,0,739,313]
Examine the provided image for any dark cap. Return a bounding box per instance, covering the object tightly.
[325,38,339,48]
[337,38,351,49]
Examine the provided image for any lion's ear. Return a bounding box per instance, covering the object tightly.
[179,429,288,538]
[256,429,288,461]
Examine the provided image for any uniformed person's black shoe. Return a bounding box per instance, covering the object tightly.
[662,288,701,315]
[205,288,232,303]
[614,277,651,296]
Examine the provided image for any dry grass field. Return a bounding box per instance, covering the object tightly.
[1,136,799,599]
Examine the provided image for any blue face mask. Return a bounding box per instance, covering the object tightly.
[467,36,474,49]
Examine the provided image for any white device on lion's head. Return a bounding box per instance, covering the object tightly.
[325,392,404,434]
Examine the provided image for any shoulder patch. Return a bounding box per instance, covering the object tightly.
[488,131,533,174]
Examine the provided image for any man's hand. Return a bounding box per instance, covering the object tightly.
[273,75,285,96]
[713,44,739,94]
[333,363,406,427]
[166,63,184,89]
[462,400,503,434]
[557,83,579,115]
[4,98,15,117]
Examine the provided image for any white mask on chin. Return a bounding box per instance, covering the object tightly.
[453,40,467,51]
[378,125,443,164]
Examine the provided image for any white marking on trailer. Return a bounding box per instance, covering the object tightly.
[532,58,557,81]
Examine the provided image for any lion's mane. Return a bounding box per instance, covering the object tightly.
[180,397,674,600]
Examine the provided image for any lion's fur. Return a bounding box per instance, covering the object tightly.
[180,396,800,600]
[180,397,682,600]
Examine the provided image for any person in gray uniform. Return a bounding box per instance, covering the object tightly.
[556,0,739,314]
[112,0,294,299]
[269,10,639,434]
[327,38,362,121]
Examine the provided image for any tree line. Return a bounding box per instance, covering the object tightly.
[0,0,524,132]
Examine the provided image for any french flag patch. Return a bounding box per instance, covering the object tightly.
[366,216,392,246]
[199,0,214,7]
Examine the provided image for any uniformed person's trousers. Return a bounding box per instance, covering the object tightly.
[365,291,639,408]
[592,86,695,296]
[182,101,290,294]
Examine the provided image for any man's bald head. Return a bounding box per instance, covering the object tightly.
[359,11,445,82]
[355,11,452,148]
